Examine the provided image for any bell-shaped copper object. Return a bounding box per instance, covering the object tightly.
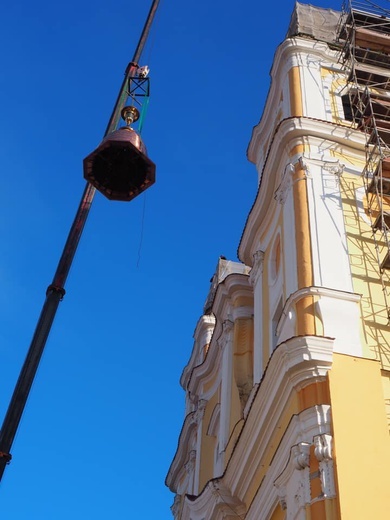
[83,107,155,202]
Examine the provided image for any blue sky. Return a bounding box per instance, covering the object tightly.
[0,0,342,517]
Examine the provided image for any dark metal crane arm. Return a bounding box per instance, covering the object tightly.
[0,0,160,482]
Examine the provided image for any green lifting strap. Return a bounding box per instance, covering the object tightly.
[138,96,150,135]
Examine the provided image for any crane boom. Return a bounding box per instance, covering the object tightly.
[0,0,160,482]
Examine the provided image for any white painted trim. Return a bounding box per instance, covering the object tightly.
[181,480,246,520]
[250,251,265,383]
[226,335,334,498]
[181,314,216,390]
[276,285,361,336]
[239,117,367,266]
[219,320,234,455]
[186,274,252,400]
[306,158,354,292]
[166,412,198,492]
[254,405,332,520]
[247,36,343,168]
[170,333,334,514]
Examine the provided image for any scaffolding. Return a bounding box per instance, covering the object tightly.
[339,0,390,318]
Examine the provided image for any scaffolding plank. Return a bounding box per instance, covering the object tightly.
[353,46,390,67]
[355,27,390,53]
[352,9,390,35]
[367,176,390,194]
[349,64,390,89]
[373,211,390,231]
[375,158,390,178]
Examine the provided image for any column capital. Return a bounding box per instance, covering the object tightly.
[171,495,182,518]
[249,250,265,286]
[314,434,336,498]
[292,442,310,470]
[314,433,332,462]
[274,163,295,205]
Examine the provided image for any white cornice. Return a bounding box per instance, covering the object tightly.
[247,36,343,166]
[177,331,334,519]
[166,400,209,493]
[186,274,253,398]
[256,407,333,517]
[167,274,253,494]
[258,405,332,519]
[187,274,252,395]
[276,285,362,336]
[239,117,367,266]
[181,272,251,394]
[249,250,265,287]
[182,480,246,520]
[213,273,252,314]
[225,335,334,497]
[166,411,198,492]
[181,314,216,390]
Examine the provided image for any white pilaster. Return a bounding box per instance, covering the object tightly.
[249,251,265,383]
[314,433,336,499]
[218,319,234,455]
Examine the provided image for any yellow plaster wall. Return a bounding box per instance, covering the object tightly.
[339,173,390,370]
[233,317,254,408]
[287,67,316,339]
[269,504,286,520]
[328,354,390,519]
[298,380,330,410]
[243,391,299,509]
[381,370,390,430]
[234,295,252,308]
[203,376,218,395]
[225,362,244,465]
[235,382,333,513]
[222,317,255,468]
[320,67,349,126]
[262,252,271,370]
[292,158,316,336]
[260,201,286,369]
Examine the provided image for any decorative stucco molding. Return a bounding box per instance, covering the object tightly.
[181,480,246,520]
[247,36,344,166]
[249,250,265,287]
[217,319,234,350]
[225,335,334,518]
[277,485,287,511]
[185,450,196,474]
[180,314,216,390]
[276,285,361,336]
[239,116,367,266]
[206,403,220,438]
[274,163,295,205]
[314,433,332,462]
[314,433,336,499]
[292,442,311,470]
[192,399,207,425]
[171,494,182,518]
[274,442,312,517]
[323,159,345,177]
[223,318,234,335]
[275,285,362,356]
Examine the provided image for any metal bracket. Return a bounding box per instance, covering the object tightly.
[46,285,66,300]
[0,452,12,464]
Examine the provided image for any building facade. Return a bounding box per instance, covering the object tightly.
[166,2,390,519]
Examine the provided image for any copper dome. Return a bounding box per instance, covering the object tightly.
[83,126,156,202]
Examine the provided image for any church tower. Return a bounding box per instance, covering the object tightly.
[166,3,390,519]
